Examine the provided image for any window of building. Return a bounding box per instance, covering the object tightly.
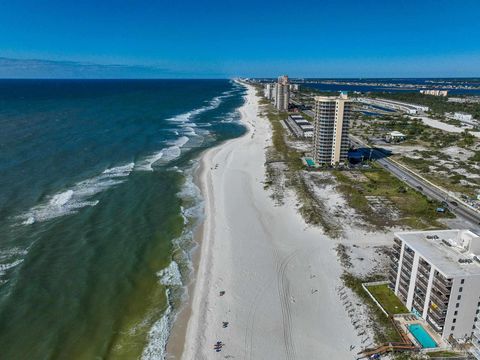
[476,309,479,315]
[454,311,458,316]
[456,303,460,308]
[459,287,463,293]
[453,318,456,323]
[451,326,455,331]
[458,295,461,300]
[461,279,465,284]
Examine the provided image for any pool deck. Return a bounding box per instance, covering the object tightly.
[301,156,319,168]
[393,314,449,351]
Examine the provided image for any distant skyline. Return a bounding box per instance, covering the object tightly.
[1,0,479,78]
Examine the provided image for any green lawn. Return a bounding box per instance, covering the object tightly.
[366,283,409,315]
[427,350,461,358]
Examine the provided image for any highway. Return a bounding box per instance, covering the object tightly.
[349,136,480,230]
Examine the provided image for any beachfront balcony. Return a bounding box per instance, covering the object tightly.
[427,310,446,327]
[433,272,452,288]
[417,264,430,279]
[398,285,409,300]
[402,252,414,265]
[416,276,429,291]
[415,281,428,296]
[403,251,414,264]
[427,315,444,333]
[399,272,411,286]
[413,294,426,310]
[402,261,413,275]
[428,300,448,316]
[431,281,452,299]
[390,259,399,270]
[430,289,449,306]
[389,278,396,290]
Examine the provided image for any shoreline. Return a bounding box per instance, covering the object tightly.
[169,82,367,359]
[166,81,253,358]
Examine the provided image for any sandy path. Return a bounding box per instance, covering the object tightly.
[180,84,362,359]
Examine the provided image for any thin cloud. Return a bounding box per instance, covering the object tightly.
[0,57,172,78]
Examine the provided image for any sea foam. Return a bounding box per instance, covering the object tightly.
[141,261,184,359]
[166,91,231,124]
[157,261,182,287]
[136,136,190,171]
[18,162,134,225]
[141,290,173,360]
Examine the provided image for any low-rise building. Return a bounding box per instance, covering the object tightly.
[389,230,480,343]
[420,89,449,97]
[448,97,480,104]
[285,114,314,138]
[453,112,473,122]
[385,131,407,143]
[357,98,429,115]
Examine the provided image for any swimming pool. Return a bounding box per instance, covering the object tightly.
[408,324,437,348]
[305,158,315,167]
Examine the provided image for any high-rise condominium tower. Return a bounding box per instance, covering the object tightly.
[313,92,351,166]
[275,75,289,111]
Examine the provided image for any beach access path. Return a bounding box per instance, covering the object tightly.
[180,84,362,359]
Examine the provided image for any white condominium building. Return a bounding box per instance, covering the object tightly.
[312,92,351,165]
[275,75,289,111]
[389,230,480,343]
[264,83,275,100]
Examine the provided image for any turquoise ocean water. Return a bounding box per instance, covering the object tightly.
[0,79,246,359]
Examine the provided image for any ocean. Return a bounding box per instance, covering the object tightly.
[0,79,246,359]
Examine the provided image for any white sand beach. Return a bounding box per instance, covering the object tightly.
[179,84,366,359]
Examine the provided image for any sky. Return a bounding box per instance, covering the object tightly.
[0,0,479,78]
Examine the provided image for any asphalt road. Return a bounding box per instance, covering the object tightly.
[351,138,480,231]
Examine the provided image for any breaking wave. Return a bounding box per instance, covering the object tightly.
[17,163,134,225]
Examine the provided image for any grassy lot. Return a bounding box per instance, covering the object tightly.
[342,273,403,343]
[333,164,452,229]
[366,283,408,315]
[397,155,480,197]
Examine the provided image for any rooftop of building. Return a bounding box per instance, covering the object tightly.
[390,131,406,137]
[395,229,480,277]
[314,93,349,102]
